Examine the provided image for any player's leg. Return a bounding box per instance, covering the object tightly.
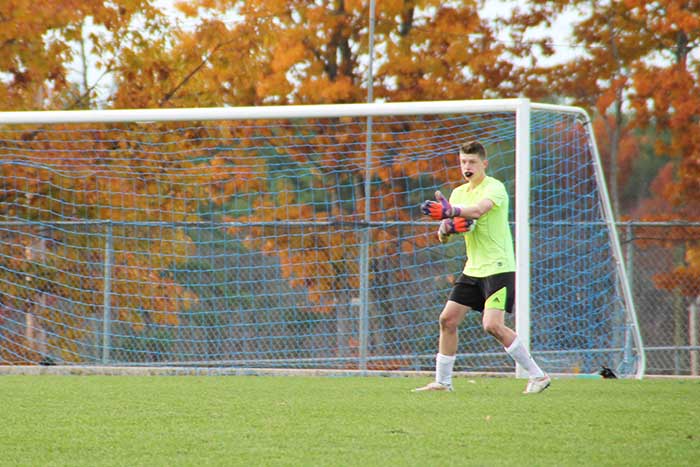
[482,273,551,394]
[482,306,550,393]
[436,300,469,386]
[439,300,469,356]
[413,300,468,392]
[481,306,516,347]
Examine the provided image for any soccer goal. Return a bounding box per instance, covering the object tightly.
[0,99,644,378]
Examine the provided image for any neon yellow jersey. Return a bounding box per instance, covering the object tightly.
[449,176,515,277]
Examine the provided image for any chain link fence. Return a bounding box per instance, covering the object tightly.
[4,219,696,376]
[619,221,700,376]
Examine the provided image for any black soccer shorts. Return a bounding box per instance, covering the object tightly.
[447,271,515,313]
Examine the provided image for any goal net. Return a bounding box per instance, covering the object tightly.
[0,100,644,377]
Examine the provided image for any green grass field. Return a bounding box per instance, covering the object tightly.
[1,375,698,466]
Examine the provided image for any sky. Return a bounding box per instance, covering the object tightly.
[481,0,582,67]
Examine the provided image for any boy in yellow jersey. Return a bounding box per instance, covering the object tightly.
[414,141,550,394]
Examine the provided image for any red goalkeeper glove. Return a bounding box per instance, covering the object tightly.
[421,190,462,220]
[437,217,475,243]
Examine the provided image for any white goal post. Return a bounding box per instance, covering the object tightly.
[0,98,645,378]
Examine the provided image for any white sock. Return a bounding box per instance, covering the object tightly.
[505,337,545,378]
[435,353,456,386]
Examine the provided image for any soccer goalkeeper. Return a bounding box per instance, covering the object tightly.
[413,141,550,394]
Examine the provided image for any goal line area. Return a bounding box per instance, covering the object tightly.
[0,363,518,379]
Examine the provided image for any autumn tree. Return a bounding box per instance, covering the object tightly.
[0,1,208,363]
[623,1,700,302]
[10,0,697,364]
[502,1,650,216]
[0,0,170,110]
[0,126,220,363]
[505,1,700,297]
[137,0,546,363]
[625,1,700,217]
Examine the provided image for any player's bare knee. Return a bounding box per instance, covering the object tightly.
[482,320,502,338]
[439,312,459,333]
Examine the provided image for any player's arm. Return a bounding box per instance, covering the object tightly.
[421,190,494,220]
[453,198,493,220]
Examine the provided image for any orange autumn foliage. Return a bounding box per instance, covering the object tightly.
[2,0,700,359]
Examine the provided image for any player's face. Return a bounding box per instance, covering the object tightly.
[460,152,487,182]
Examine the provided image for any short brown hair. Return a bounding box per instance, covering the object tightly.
[459,141,487,159]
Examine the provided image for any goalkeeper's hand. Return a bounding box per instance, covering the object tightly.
[421,190,462,220]
[437,217,475,243]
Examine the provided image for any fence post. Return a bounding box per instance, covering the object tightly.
[102,221,113,365]
[623,223,634,370]
[358,116,372,372]
[357,0,377,373]
[690,298,699,376]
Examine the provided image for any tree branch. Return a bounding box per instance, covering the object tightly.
[158,38,239,107]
